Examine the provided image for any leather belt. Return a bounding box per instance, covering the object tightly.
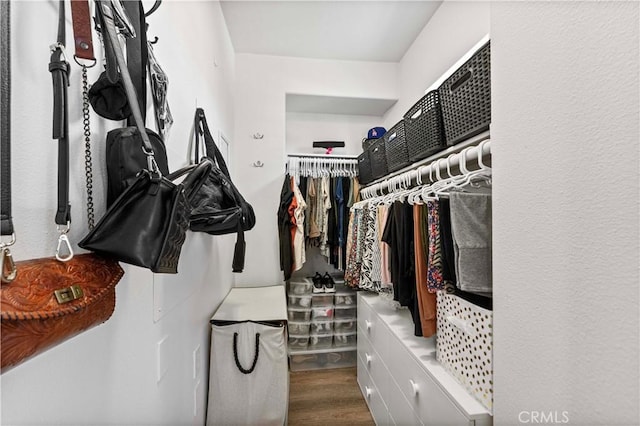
[48,0,74,262]
[49,0,71,230]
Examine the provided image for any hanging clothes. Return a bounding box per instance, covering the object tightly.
[291,178,307,271]
[414,204,437,337]
[378,204,392,289]
[381,201,421,336]
[319,176,332,258]
[450,191,493,294]
[277,174,294,280]
[426,200,445,293]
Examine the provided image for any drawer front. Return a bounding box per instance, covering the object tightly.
[357,357,391,426]
[357,297,390,359]
[358,326,392,406]
[387,340,470,425]
[387,376,424,426]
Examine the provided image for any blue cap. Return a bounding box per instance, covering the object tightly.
[367,127,386,139]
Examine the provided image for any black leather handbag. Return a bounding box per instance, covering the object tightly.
[189,108,256,272]
[79,160,212,273]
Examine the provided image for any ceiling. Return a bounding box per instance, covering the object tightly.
[219,1,443,63]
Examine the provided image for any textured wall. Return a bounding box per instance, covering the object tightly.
[1,2,236,424]
[491,2,640,424]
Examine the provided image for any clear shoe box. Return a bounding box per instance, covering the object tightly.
[310,320,333,335]
[288,307,311,321]
[288,279,313,295]
[333,306,356,320]
[288,321,310,335]
[311,306,334,321]
[333,319,357,333]
[334,292,356,307]
[288,335,309,349]
[309,333,333,350]
[311,294,334,307]
[288,294,312,308]
[289,348,356,372]
[333,331,356,348]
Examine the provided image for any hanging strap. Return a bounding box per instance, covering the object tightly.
[49,0,74,262]
[97,0,158,173]
[1,0,16,283]
[1,0,13,238]
[194,108,230,177]
[123,0,147,127]
[70,0,95,62]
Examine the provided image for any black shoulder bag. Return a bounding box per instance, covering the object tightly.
[189,108,256,272]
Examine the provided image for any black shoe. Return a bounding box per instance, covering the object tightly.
[323,272,336,293]
[312,272,324,293]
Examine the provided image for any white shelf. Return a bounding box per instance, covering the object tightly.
[286,93,397,116]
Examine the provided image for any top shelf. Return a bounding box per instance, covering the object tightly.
[286,93,398,116]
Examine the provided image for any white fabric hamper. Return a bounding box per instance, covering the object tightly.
[206,287,289,425]
[436,291,493,413]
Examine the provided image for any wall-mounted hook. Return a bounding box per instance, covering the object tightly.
[252,133,264,140]
[252,161,264,168]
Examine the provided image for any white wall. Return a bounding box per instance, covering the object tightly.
[286,111,383,156]
[491,2,639,425]
[1,2,236,424]
[384,1,490,128]
[232,54,397,286]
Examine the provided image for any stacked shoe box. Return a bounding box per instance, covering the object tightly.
[286,273,358,371]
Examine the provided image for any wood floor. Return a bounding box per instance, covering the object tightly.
[288,367,374,425]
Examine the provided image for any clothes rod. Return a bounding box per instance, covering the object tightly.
[287,153,358,159]
[361,139,491,199]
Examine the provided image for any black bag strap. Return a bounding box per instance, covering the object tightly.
[49,0,74,262]
[123,0,147,127]
[194,108,231,179]
[233,332,260,375]
[1,0,13,238]
[1,0,16,283]
[97,0,159,175]
[165,159,213,201]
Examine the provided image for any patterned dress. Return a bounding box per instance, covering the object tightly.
[426,200,445,292]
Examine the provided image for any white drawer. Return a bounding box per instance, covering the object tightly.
[357,356,391,426]
[386,340,471,425]
[358,296,390,359]
[387,375,424,426]
[357,326,392,407]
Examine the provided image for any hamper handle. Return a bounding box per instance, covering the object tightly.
[450,69,473,92]
[233,332,260,375]
[446,315,473,335]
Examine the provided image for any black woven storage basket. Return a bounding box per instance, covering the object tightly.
[439,41,491,146]
[357,150,373,185]
[368,138,388,180]
[404,91,446,162]
[383,120,410,172]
